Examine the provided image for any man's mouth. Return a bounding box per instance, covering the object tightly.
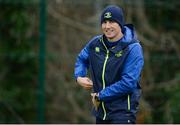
[105,29,114,33]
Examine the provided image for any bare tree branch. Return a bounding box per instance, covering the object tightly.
[134,0,159,39]
[48,6,99,35]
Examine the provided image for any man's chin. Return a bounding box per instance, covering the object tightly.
[106,36,114,39]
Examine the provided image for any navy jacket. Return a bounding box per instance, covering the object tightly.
[74,24,144,120]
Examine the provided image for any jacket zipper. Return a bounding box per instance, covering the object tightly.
[101,50,109,120]
[101,38,109,120]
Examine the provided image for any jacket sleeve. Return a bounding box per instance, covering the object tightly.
[74,36,101,80]
[98,43,144,101]
[74,43,90,80]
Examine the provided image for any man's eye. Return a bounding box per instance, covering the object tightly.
[109,20,115,23]
[103,20,108,23]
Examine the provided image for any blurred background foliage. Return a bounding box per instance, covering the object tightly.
[0,0,179,124]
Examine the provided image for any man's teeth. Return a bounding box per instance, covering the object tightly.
[106,29,113,32]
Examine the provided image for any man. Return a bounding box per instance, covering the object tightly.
[74,5,144,124]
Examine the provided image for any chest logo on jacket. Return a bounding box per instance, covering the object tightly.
[115,50,123,57]
[95,47,100,53]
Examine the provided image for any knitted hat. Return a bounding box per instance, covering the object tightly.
[101,5,125,32]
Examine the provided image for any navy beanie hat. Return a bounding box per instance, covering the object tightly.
[101,5,125,32]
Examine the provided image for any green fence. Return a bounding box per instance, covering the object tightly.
[0,0,46,123]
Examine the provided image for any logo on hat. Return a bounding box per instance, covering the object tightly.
[104,12,112,19]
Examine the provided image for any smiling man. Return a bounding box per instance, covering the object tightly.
[74,5,144,124]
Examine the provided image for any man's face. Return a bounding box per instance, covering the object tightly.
[101,20,122,41]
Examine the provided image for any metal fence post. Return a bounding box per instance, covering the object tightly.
[38,0,46,123]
